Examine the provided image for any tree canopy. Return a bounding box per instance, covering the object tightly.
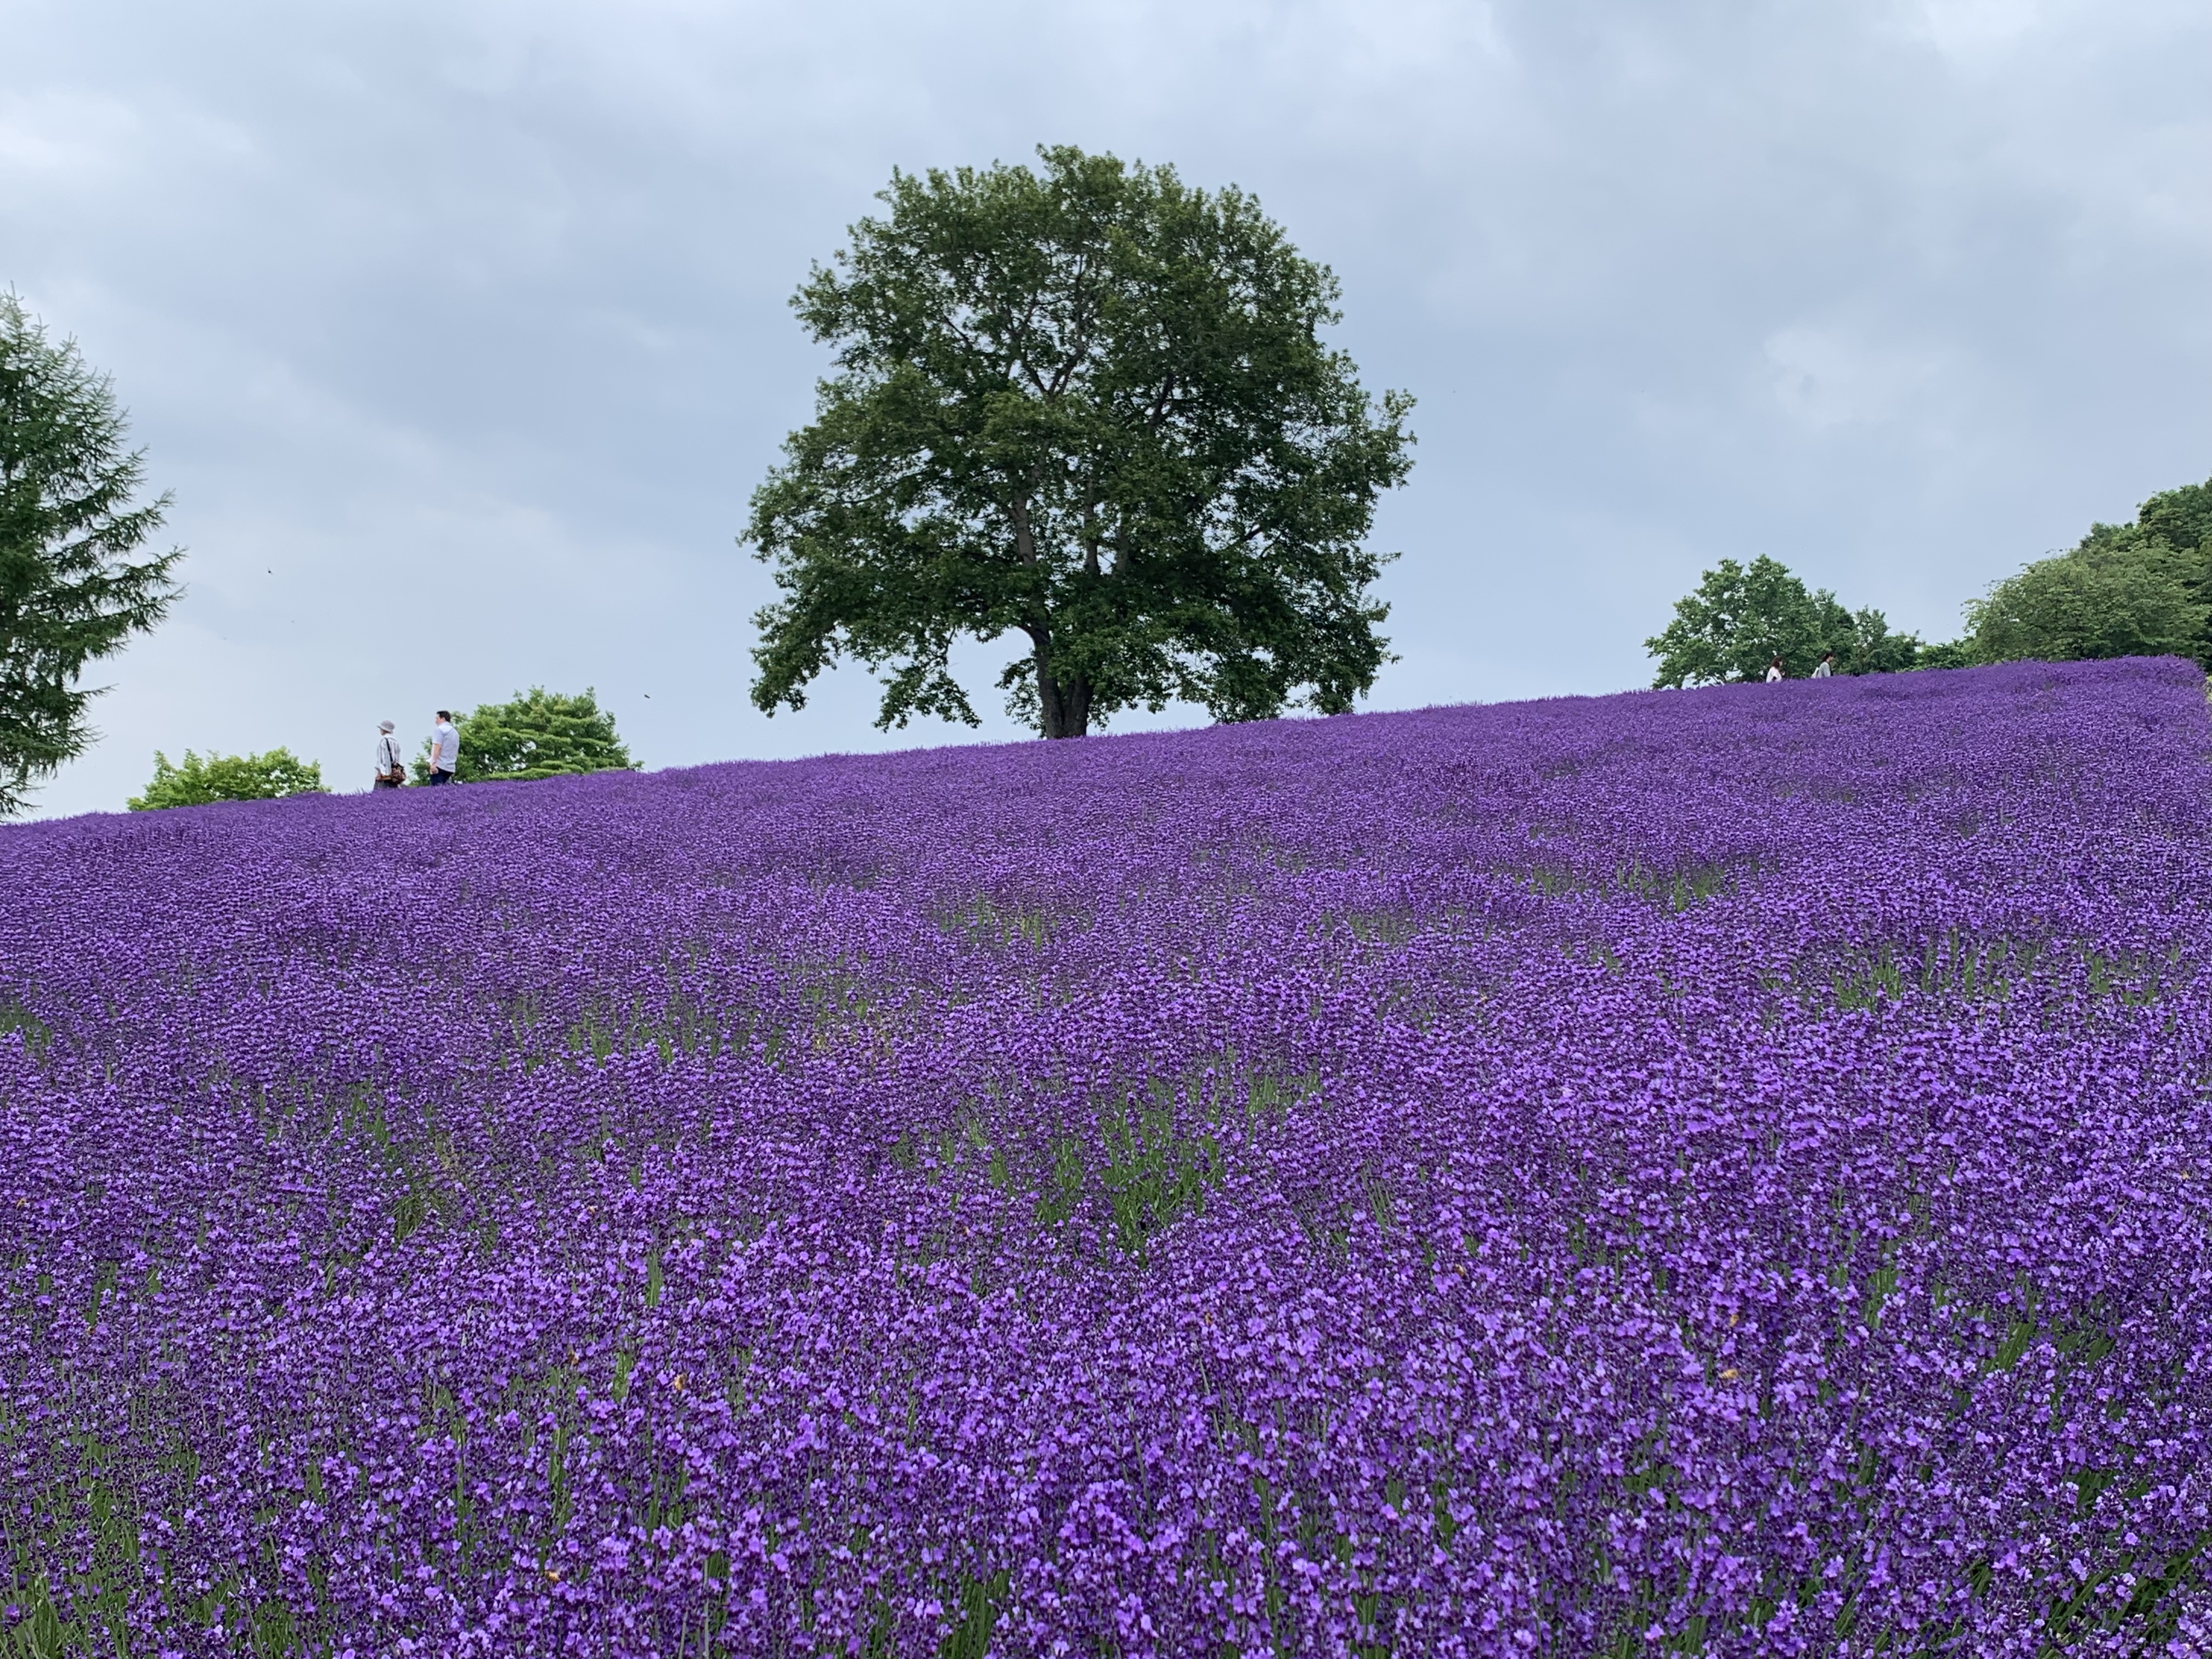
[1646,556,1920,686]
[413,687,633,784]
[2126,475,2212,563]
[745,146,1415,739]
[128,748,323,810]
[1,295,183,815]
[1651,474,2212,683]
[1960,475,2212,667]
[1963,542,2207,666]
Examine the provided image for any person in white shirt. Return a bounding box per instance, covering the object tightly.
[1765,656,1785,682]
[426,711,460,785]
[374,720,405,789]
[1812,652,1837,679]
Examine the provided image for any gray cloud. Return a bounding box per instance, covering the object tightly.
[3,0,2207,813]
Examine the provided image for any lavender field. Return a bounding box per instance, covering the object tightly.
[4,661,2210,1657]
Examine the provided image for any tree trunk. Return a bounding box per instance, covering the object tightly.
[1011,496,1089,737]
[1036,654,1092,739]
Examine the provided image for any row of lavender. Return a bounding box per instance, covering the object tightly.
[3,659,2209,1655]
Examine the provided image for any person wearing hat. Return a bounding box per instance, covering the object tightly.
[374,720,406,789]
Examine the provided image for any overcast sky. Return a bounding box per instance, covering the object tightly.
[4,0,2208,815]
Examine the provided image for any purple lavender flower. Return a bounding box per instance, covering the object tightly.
[2,658,2208,1655]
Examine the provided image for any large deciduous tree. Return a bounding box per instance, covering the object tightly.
[744,147,1415,739]
[0,295,182,814]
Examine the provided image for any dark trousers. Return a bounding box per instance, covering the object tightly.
[425,769,454,786]
[373,777,402,791]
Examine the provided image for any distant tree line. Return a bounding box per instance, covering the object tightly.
[1645,558,1918,687]
[2,294,643,815]
[1649,474,2212,685]
[6,191,2211,817]
[123,689,634,810]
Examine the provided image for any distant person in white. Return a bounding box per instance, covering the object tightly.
[374,720,405,790]
[1765,656,1785,683]
[1812,652,1837,679]
[426,711,460,785]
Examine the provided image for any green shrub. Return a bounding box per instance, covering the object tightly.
[1964,541,2207,667]
[126,748,324,810]
[1928,473,2212,668]
[414,688,634,784]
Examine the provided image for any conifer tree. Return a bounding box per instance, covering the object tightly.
[1,295,183,814]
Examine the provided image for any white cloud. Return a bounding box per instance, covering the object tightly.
[1893,0,2057,58]
[1763,326,1958,435]
[0,90,144,193]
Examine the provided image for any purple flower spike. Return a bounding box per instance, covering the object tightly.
[2,658,2209,1654]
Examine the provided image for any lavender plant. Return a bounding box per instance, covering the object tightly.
[2,659,2208,1656]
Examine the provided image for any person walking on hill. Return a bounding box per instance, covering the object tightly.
[1765,656,1785,682]
[1812,651,1837,679]
[374,720,405,789]
[426,710,460,785]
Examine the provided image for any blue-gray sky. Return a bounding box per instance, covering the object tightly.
[5,0,2208,814]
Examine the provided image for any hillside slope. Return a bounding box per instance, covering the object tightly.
[4,661,2210,1655]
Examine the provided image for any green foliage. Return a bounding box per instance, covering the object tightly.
[746,145,1415,739]
[938,1570,1010,1659]
[412,687,634,784]
[1963,545,2206,665]
[1957,475,2212,668]
[0,294,183,816]
[2128,476,2212,556]
[1914,639,1977,670]
[0,995,51,1054]
[1094,1090,1223,1262]
[1646,556,1920,686]
[1917,472,2212,668]
[126,748,324,810]
[1653,476,2212,681]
